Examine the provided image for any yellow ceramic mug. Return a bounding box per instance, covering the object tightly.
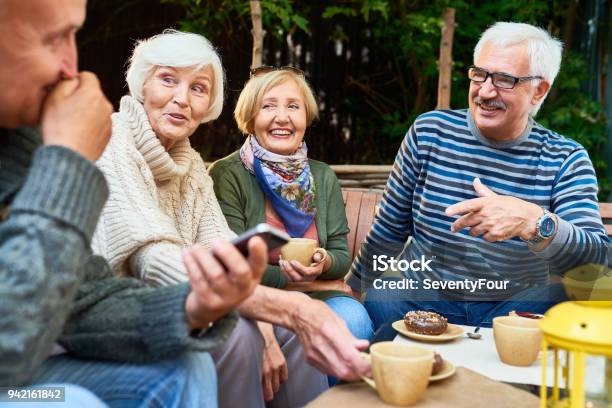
[280,238,327,266]
[361,342,433,406]
[493,315,542,366]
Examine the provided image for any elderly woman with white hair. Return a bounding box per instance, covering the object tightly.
[92,30,233,282]
[92,30,330,408]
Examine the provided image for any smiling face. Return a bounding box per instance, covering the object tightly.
[253,79,308,155]
[142,65,213,150]
[0,0,85,128]
[468,42,549,141]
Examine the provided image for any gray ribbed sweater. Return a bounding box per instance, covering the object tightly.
[0,127,236,387]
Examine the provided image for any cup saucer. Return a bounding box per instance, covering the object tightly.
[392,320,464,342]
[430,360,456,382]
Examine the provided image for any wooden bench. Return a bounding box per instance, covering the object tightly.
[341,190,612,260]
[601,203,612,237]
[289,190,383,294]
[342,190,382,260]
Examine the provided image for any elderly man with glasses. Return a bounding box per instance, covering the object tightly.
[347,22,611,333]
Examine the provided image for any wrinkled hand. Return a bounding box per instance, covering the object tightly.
[257,322,288,402]
[184,238,267,330]
[445,178,542,242]
[291,297,371,381]
[41,72,113,162]
[279,258,325,282]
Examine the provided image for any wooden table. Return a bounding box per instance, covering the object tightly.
[306,367,539,408]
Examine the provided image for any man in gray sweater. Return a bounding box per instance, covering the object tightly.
[0,0,266,405]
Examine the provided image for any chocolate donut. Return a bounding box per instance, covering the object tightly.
[403,311,448,335]
[431,353,444,375]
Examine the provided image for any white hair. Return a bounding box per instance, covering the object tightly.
[474,22,563,116]
[126,29,225,123]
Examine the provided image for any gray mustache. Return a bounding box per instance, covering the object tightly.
[473,96,507,110]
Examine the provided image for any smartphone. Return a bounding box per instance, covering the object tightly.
[230,223,290,257]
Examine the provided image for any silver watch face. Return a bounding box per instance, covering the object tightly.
[539,215,555,238]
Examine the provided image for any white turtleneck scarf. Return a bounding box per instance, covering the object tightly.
[92,95,235,286]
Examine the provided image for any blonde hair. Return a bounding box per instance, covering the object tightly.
[234,70,319,134]
[126,29,225,124]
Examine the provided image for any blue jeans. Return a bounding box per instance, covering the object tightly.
[364,277,568,337]
[324,296,374,387]
[30,352,217,408]
[325,296,374,341]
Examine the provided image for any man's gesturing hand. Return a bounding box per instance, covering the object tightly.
[184,238,267,330]
[445,178,543,242]
[42,72,113,162]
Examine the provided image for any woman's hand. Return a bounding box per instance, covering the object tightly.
[279,249,331,282]
[289,297,371,381]
[257,322,288,402]
[279,258,325,282]
[184,238,267,330]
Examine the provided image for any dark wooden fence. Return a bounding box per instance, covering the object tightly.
[77,0,405,165]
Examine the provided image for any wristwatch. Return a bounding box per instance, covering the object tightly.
[525,208,557,244]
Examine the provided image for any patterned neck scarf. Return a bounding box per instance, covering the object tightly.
[239,135,316,237]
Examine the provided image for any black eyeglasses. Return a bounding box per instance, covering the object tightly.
[468,65,543,89]
[249,65,305,78]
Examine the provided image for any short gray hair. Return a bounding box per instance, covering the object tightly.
[474,22,563,116]
[126,29,225,123]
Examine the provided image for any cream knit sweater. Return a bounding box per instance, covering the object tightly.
[92,95,235,286]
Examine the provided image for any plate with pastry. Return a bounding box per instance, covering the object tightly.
[429,352,456,382]
[392,311,464,342]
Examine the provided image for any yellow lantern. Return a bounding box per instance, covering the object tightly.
[539,264,612,408]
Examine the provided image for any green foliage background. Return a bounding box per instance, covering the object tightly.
[163,0,610,199]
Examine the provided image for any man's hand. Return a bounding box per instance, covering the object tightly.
[290,298,371,381]
[257,322,288,402]
[41,72,113,162]
[445,178,543,242]
[184,238,267,330]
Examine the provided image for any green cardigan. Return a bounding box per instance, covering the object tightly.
[209,150,350,300]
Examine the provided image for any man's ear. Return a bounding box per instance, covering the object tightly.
[532,80,550,105]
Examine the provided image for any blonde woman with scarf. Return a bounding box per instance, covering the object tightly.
[209,67,374,390]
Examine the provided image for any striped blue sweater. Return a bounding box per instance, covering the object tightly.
[347,109,611,300]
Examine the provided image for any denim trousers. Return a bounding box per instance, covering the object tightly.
[324,295,374,341]
[324,295,374,386]
[364,277,568,341]
[22,352,217,408]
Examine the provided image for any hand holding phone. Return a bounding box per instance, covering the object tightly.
[184,235,268,330]
[231,224,290,257]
